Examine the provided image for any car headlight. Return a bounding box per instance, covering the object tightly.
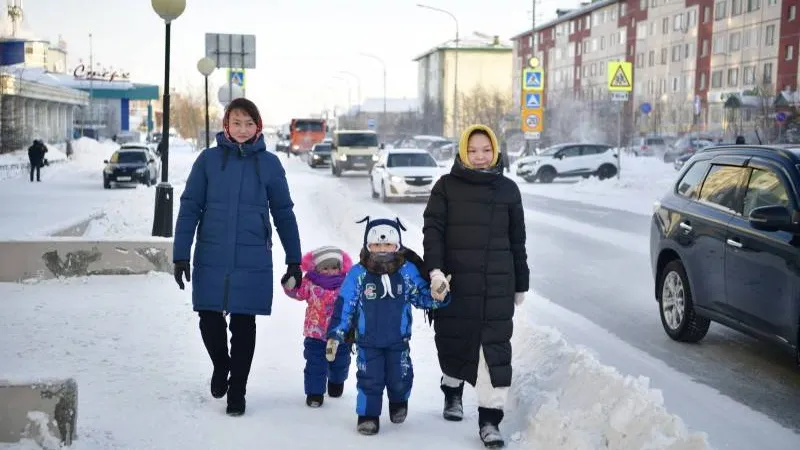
[372,154,379,161]
[390,175,404,183]
[339,154,347,161]
[292,145,299,150]
[136,167,147,173]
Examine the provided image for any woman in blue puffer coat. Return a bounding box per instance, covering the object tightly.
[172,98,302,416]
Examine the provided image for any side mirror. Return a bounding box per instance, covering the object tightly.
[103,160,109,164]
[554,153,563,159]
[148,158,155,163]
[379,143,385,149]
[749,205,794,232]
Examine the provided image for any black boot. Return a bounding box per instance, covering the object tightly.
[389,401,408,424]
[306,394,324,408]
[198,311,230,399]
[357,416,380,435]
[478,407,505,448]
[327,382,344,398]
[441,380,464,422]
[227,314,256,416]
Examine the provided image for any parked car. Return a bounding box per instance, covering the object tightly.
[515,143,618,183]
[102,147,159,189]
[630,136,669,157]
[650,144,800,366]
[369,148,441,202]
[663,136,716,162]
[308,143,332,168]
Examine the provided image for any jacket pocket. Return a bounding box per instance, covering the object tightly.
[261,213,273,248]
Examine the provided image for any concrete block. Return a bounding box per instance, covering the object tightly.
[0,240,173,282]
[0,379,77,446]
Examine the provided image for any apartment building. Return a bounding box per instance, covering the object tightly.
[415,34,513,138]
[511,0,798,137]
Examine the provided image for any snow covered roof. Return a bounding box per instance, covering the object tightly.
[413,34,512,61]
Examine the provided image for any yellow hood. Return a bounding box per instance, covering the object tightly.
[458,124,500,169]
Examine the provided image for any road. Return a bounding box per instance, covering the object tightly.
[293,161,800,448]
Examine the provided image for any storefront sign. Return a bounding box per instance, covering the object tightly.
[73,64,130,82]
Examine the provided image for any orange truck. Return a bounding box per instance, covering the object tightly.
[288,118,327,155]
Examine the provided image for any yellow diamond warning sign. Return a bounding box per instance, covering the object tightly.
[607,61,633,92]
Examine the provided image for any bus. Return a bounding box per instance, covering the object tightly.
[289,118,327,155]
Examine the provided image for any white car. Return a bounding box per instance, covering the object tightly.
[369,148,441,202]
[515,143,618,183]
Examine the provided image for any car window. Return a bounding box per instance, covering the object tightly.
[676,160,710,199]
[110,151,147,163]
[646,138,665,145]
[742,168,790,217]
[387,153,437,168]
[559,146,581,158]
[698,164,746,212]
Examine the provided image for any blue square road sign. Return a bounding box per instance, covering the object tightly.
[523,69,543,90]
[525,93,541,109]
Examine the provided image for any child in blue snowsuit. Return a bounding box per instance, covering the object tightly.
[325,217,450,436]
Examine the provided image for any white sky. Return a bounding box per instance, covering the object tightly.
[25,0,580,124]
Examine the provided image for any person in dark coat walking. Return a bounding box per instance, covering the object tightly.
[499,140,510,173]
[172,98,302,417]
[27,139,47,182]
[422,124,529,449]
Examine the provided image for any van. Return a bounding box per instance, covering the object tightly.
[330,130,383,176]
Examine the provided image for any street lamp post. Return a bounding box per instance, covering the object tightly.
[150,0,186,238]
[359,53,387,127]
[337,71,362,115]
[197,57,216,150]
[417,4,459,137]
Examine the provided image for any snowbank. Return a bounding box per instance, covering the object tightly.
[514,153,676,216]
[67,137,120,172]
[507,317,710,449]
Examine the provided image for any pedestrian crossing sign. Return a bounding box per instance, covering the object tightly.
[522,69,544,91]
[525,93,541,109]
[607,61,632,92]
[229,69,245,88]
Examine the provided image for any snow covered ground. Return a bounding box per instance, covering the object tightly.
[0,151,715,449]
[0,137,196,239]
[512,153,677,216]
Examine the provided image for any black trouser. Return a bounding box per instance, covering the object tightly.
[198,311,256,400]
[29,164,40,182]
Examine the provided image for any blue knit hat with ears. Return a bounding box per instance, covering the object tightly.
[356,216,406,250]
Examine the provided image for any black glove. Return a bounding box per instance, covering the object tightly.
[280,263,302,290]
[174,260,191,290]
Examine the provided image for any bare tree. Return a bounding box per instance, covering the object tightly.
[169,85,223,142]
[458,86,512,136]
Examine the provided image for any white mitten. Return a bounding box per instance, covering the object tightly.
[514,292,525,306]
[430,269,451,300]
[325,338,340,362]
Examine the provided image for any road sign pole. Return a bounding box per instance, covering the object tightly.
[617,102,622,180]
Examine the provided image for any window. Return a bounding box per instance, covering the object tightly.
[336,133,378,147]
[732,0,743,16]
[713,36,726,54]
[685,43,692,58]
[701,39,709,57]
[687,10,697,27]
[663,17,670,33]
[637,23,647,39]
[763,62,773,83]
[711,70,723,88]
[742,29,753,47]
[600,36,606,50]
[111,151,147,164]
[672,77,679,92]
[661,48,668,64]
[747,0,761,12]
[699,165,746,212]
[685,73,694,90]
[649,50,655,66]
[767,0,776,5]
[790,5,796,20]
[619,2,627,16]
[728,68,739,86]
[640,0,648,9]
[743,66,756,84]
[765,25,775,45]
[649,21,656,36]
[742,168,789,217]
[786,45,795,61]
[715,1,727,20]
[677,160,711,199]
[673,14,684,31]
[636,53,644,68]
[700,72,707,90]
[672,45,681,62]
[558,146,582,158]
[729,32,741,52]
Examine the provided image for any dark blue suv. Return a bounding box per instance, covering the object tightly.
[650,145,800,366]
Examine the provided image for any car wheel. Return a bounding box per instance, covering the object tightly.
[657,259,710,343]
[380,182,388,203]
[103,176,110,189]
[522,175,537,183]
[597,164,617,180]
[537,166,556,183]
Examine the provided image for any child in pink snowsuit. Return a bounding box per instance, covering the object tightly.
[284,246,354,408]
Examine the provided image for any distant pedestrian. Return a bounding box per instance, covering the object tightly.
[735,135,745,145]
[172,97,302,417]
[27,139,47,182]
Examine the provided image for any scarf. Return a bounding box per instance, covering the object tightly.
[307,270,345,290]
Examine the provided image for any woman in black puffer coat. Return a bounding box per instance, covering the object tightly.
[422,124,529,449]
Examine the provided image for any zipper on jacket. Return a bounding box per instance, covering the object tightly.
[238,144,244,157]
[222,273,231,315]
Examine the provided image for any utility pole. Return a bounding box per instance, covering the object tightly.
[88,33,94,138]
